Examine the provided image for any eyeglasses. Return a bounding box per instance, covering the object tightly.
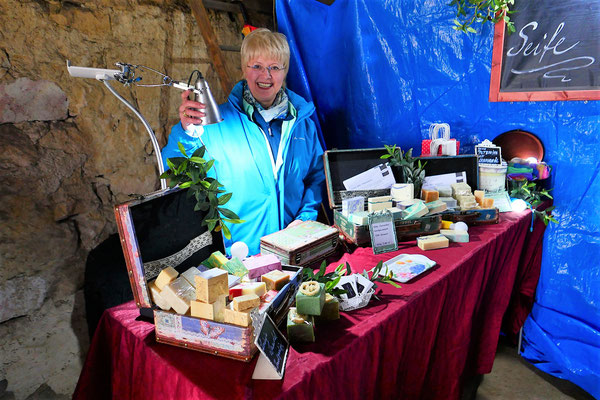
[246,64,285,75]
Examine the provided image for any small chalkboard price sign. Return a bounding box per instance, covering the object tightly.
[252,314,289,380]
[490,0,600,102]
[475,142,502,165]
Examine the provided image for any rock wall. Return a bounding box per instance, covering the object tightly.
[0,1,271,398]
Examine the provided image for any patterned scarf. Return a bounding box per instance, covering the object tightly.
[242,82,289,123]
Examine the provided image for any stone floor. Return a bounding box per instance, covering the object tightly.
[470,336,595,400]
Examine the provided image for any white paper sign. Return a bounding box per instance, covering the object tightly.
[343,163,396,191]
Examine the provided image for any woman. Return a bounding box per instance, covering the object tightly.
[162,28,325,256]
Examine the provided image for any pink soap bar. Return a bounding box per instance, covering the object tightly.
[242,254,282,279]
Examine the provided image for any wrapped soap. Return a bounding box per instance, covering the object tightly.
[286,307,315,343]
[425,200,447,214]
[181,267,203,288]
[342,196,365,217]
[390,183,414,202]
[296,281,325,316]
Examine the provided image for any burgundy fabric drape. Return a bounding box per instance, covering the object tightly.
[74,210,538,400]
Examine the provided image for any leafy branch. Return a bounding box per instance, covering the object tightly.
[302,261,350,297]
[510,180,557,226]
[381,144,427,197]
[448,0,516,35]
[365,260,402,290]
[159,142,244,239]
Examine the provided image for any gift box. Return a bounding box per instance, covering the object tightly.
[421,123,460,156]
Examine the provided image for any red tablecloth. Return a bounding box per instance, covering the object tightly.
[74,210,535,400]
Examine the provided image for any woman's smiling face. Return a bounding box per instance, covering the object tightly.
[244,55,287,108]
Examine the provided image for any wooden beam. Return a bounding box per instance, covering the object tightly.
[188,0,233,95]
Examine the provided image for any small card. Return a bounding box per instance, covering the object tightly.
[368,211,398,254]
[354,273,374,296]
[337,275,358,300]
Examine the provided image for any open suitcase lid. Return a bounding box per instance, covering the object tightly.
[323,148,479,209]
[114,187,225,309]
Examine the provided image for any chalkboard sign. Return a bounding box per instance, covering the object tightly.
[253,314,289,379]
[490,0,600,102]
[475,145,502,165]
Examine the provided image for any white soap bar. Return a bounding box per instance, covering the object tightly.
[161,277,196,315]
[417,234,449,250]
[368,195,393,212]
[149,281,171,311]
[181,267,203,288]
[155,266,178,290]
[440,229,469,243]
[349,210,370,225]
[390,183,414,202]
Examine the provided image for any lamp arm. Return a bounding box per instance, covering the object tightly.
[101,79,167,190]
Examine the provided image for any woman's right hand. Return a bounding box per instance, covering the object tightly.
[179,90,206,130]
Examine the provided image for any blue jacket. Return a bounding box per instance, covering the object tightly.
[162,81,325,256]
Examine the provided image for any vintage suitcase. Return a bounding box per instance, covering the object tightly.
[324,148,446,246]
[260,220,339,266]
[115,187,301,361]
[441,208,499,225]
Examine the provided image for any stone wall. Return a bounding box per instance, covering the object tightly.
[0,1,271,398]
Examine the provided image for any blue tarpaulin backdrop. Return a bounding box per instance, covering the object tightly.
[277,0,600,396]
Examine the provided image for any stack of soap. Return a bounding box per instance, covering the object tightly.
[296,281,325,316]
[242,254,281,279]
[451,182,472,198]
[457,194,478,210]
[317,293,340,321]
[342,196,365,217]
[401,201,429,220]
[261,269,290,291]
[367,195,393,212]
[161,276,196,315]
[205,251,229,269]
[390,183,414,202]
[421,189,439,203]
[349,211,369,225]
[229,282,267,300]
[440,229,469,243]
[417,234,450,250]
[190,268,229,321]
[425,200,447,214]
[221,257,248,277]
[286,307,315,343]
[149,281,171,311]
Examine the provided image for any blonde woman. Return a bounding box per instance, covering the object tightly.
[162,28,325,256]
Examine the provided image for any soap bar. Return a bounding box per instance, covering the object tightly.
[317,293,340,321]
[286,307,315,343]
[223,307,252,327]
[296,281,325,316]
[390,183,414,202]
[421,189,439,203]
[261,269,290,291]
[342,196,365,216]
[161,277,196,315]
[229,282,267,300]
[437,186,452,198]
[440,229,469,243]
[205,251,229,269]
[243,254,282,279]
[417,234,450,250]
[181,267,203,288]
[368,195,393,212]
[451,182,472,198]
[401,201,429,220]
[388,207,403,221]
[149,281,171,311]
[221,257,248,278]
[232,294,260,311]
[394,199,422,210]
[474,190,485,205]
[481,197,494,208]
[425,200,447,214]
[439,197,458,209]
[349,211,369,225]
[190,294,227,322]
[195,268,229,303]
[441,220,453,230]
[155,267,178,290]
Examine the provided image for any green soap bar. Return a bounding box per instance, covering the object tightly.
[296,282,325,316]
[286,307,315,343]
[316,297,340,321]
[221,257,248,277]
[205,251,228,269]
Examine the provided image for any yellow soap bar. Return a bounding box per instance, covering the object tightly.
[441,220,453,229]
[155,266,178,290]
[474,190,485,205]
[224,308,252,327]
[232,294,260,311]
[482,197,494,208]
[236,282,267,297]
[149,281,171,311]
[190,294,227,322]
[417,234,450,250]
[195,269,229,303]
[161,277,196,315]
[261,270,290,291]
[421,189,439,203]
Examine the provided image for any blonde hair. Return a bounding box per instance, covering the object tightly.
[241,28,290,71]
